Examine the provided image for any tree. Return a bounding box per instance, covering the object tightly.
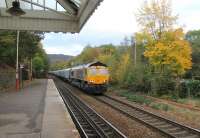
[0,31,17,66]
[32,55,45,77]
[144,29,192,76]
[186,30,200,77]
[0,31,44,67]
[136,0,177,40]
[0,31,48,79]
[115,52,132,84]
[136,1,193,95]
[136,0,192,76]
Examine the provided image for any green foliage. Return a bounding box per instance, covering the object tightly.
[186,30,200,77]
[179,80,200,98]
[150,103,162,110]
[0,31,44,66]
[0,31,17,65]
[119,91,172,111]
[0,31,48,78]
[50,61,70,71]
[120,92,153,105]
[32,48,49,78]
[176,99,187,104]
[150,103,172,111]
[151,75,176,96]
[33,56,44,72]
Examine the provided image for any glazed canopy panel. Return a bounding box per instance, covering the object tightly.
[0,0,103,32]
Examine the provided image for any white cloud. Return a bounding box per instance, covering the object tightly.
[82,0,142,33]
[44,44,84,56]
[43,0,200,55]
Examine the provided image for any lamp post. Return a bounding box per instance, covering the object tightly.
[6,1,26,16]
[16,30,20,91]
[6,0,26,91]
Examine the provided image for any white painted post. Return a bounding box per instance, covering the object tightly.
[16,30,20,91]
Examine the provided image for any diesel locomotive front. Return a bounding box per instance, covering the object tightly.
[51,61,109,94]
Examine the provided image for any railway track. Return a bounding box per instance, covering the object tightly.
[53,79,126,138]
[95,95,200,138]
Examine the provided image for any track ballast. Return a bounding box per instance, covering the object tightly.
[95,95,200,138]
[54,79,126,138]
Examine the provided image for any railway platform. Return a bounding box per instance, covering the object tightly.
[0,79,79,138]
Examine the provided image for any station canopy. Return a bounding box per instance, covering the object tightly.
[0,0,102,33]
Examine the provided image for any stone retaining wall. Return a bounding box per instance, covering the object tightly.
[0,66,15,92]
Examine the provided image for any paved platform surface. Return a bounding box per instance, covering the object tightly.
[41,79,79,138]
[0,79,79,138]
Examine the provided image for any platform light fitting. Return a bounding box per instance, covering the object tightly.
[6,0,26,16]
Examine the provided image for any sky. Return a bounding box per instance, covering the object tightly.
[42,0,200,56]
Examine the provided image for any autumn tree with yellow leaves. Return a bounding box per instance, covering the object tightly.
[136,0,177,40]
[135,0,193,96]
[136,0,192,77]
[144,29,192,76]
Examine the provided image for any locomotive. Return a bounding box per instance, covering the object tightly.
[51,61,109,94]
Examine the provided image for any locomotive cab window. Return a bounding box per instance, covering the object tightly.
[88,67,97,76]
[98,68,109,75]
[88,66,109,76]
[71,71,74,76]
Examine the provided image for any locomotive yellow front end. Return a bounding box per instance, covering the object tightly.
[86,66,109,85]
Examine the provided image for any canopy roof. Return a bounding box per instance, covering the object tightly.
[0,0,103,32]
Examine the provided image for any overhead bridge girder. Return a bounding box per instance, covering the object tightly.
[0,0,103,33]
[0,9,78,32]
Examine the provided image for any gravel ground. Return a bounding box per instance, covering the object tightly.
[64,83,166,138]
[106,91,200,130]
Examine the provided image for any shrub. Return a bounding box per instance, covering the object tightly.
[162,104,170,111]
[120,92,153,105]
[150,103,162,110]
[179,79,200,98]
[179,82,188,98]
[196,100,200,107]
[150,103,172,111]
[177,99,187,104]
[151,75,176,96]
[160,95,172,100]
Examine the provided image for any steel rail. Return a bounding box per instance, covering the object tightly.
[95,95,200,138]
[54,79,126,138]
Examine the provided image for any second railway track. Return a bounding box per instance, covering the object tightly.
[54,78,126,138]
[95,95,200,138]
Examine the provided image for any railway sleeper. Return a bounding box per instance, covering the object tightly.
[131,109,141,115]
[141,116,154,120]
[96,122,104,125]
[137,112,146,115]
[182,134,200,138]
[107,132,117,137]
[103,127,113,132]
[156,124,173,129]
[99,124,108,128]
[171,131,192,137]
[84,129,96,134]
[86,133,100,138]
[138,114,149,118]
[123,109,134,114]
[145,119,159,123]
[166,127,184,133]
[80,122,89,126]
[82,125,93,129]
[151,121,166,126]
